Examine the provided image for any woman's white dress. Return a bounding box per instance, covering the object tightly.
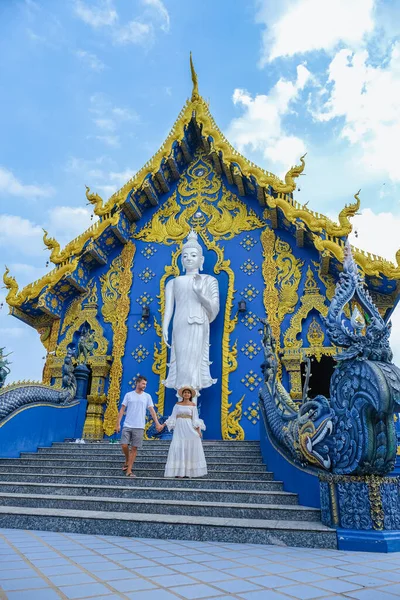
[164,404,207,478]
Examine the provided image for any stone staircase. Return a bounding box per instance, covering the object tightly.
[0,440,336,549]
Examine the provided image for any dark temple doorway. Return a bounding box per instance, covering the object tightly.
[301,355,336,399]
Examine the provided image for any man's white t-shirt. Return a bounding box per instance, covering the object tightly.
[122,390,153,429]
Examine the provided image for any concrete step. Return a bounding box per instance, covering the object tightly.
[0,481,297,505]
[0,506,336,549]
[0,473,283,491]
[0,492,320,521]
[4,457,265,469]
[0,465,272,479]
[55,441,261,447]
[34,449,263,459]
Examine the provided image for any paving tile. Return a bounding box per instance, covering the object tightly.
[59,582,114,599]
[373,571,400,582]
[30,558,72,568]
[205,560,238,570]
[339,564,380,575]
[110,578,157,592]
[1,577,49,591]
[222,566,264,578]
[126,590,180,599]
[275,584,326,599]
[38,565,85,577]
[254,562,298,574]
[345,590,400,600]
[377,584,400,595]
[6,589,62,600]
[214,579,264,593]
[98,568,139,581]
[132,565,177,577]
[153,574,196,587]
[169,583,224,599]
[117,558,157,568]
[308,566,352,577]
[48,572,97,586]
[161,556,187,566]
[343,574,394,586]
[187,570,236,584]
[1,567,39,579]
[314,579,363,593]
[368,561,400,571]
[239,591,294,600]
[284,571,328,583]
[0,560,27,570]
[247,574,293,588]
[169,563,211,574]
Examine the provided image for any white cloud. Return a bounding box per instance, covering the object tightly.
[258,0,375,64]
[226,64,310,173]
[94,118,116,132]
[116,21,152,46]
[89,94,139,147]
[0,215,43,255]
[142,0,170,33]
[65,157,135,198]
[0,167,54,198]
[0,328,26,340]
[93,134,120,147]
[46,206,94,241]
[73,0,168,47]
[349,208,400,265]
[111,107,138,121]
[73,0,117,29]
[311,43,400,182]
[75,49,105,72]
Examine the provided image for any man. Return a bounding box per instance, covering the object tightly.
[116,375,162,477]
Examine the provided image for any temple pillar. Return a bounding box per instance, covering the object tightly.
[83,394,107,440]
[74,363,90,400]
[281,350,303,400]
[82,355,112,440]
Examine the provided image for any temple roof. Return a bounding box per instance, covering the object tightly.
[4,55,400,327]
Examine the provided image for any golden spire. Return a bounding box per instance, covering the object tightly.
[190,52,199,101]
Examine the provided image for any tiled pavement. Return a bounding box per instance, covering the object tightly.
[1,529,400,600]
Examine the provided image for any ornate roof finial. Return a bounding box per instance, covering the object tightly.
[190,52,199,102]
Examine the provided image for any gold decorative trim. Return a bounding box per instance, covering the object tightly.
[101,242,136,435]
[83,394,106,440]
[275,237,304,323]
[226,395,245,441]
[368,475,385,531]
[3,259,79,308]
[42,319,61,385]
[328,480,340,526]
[283,266,329,349]
[260,228,281,361]
[56,281,108,358]
[198,231,239,440]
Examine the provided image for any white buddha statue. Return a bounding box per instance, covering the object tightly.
[162,230,220,394]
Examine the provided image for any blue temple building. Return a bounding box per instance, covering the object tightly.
[2,58,400,552]
[4,59,400,442]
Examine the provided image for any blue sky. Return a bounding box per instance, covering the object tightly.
[1,0,400,382]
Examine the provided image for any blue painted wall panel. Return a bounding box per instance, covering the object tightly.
[0,401,87,458]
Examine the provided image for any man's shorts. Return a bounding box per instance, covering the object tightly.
[120,427,144,448]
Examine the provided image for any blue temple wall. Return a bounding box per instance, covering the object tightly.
[0,401,85,458]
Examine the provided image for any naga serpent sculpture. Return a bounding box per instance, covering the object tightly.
[259,241,400,476]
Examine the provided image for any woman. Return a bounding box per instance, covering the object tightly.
[163,386,207,478]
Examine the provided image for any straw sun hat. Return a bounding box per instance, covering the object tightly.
[177,386,197,399]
